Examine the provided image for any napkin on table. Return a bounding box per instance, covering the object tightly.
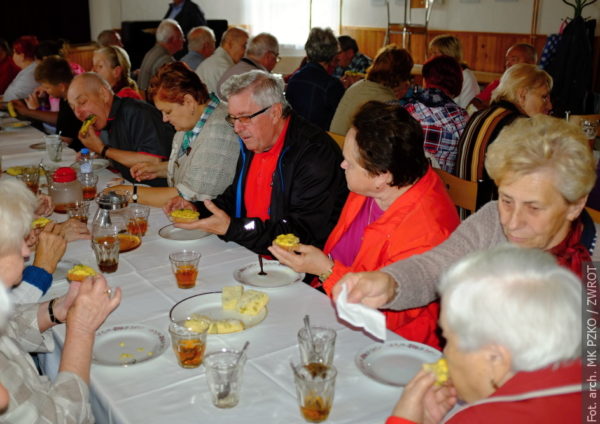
[335,283,387,341]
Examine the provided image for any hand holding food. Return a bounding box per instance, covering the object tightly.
[66,264,98,282]
[423,358,449,386]
[274,233,300,252]
[79,114,97,137]
[170,209,200,223]
[31,217,52,229]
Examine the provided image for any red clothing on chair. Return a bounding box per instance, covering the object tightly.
[322,167,459,348]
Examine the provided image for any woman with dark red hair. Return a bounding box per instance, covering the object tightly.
[403,55,470,174]
[109,62,239,207]
[2,36,39,101]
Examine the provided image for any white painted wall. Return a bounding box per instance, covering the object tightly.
[89,0,600,41]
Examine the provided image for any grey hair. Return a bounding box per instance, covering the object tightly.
[187,26,215,51]
[246,33,279,58]
[221,70,291,116]
[72,72,114,95]
[156,19,182,43]
[305,27,339,63]
[439,245,581,371]
[0,179,36,256]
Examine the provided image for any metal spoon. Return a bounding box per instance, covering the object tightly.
[258,255,267,276]
[217,341,250,400]
[303,315,315,357]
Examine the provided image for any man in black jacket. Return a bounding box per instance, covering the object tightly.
[165,70,348,255]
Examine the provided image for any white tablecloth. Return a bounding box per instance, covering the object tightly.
[2,119,406,424]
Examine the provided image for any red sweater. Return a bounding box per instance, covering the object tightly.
[386,360,582,424]
[323,167,459,348]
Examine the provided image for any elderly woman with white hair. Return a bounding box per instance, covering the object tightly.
[0,179,121,422]
[387,245,581,423]
[333,115,597,314]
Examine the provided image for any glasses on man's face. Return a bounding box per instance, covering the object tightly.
[225,105,272,127]
[269,51,281,63]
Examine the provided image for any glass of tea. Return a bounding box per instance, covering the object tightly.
[292,363,337,423]
[78,172,99,201]
[169,321,208,369]
[92,235,120,273]
[128,204,150,237]
[67,201,90,224]
[17,165,40,194]
[169,250,201,289]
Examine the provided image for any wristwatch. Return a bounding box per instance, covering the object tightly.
[132,185,138,203]
[101,144,111,158]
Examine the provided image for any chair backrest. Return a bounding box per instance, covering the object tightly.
[586,207,600,224]
[569,114,600,137]
[327,131,345,149]
[434,168,479,213]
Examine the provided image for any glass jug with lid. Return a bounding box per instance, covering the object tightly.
[92,190,141,253]
[49,167,83,213]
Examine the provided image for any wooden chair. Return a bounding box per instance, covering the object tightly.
[327,131,345,149]
[434,168,479,214]
[569,114,600,138]
[586,207,600,224]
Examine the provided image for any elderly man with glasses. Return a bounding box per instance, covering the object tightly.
[165,70,348,257]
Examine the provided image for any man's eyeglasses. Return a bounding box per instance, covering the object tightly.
[269,51,281,63]
[225,105,272,127]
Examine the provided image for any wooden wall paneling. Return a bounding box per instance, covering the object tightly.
[67,45,97,71]
[341,26,563,75]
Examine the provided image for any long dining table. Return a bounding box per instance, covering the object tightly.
[1,117,410,424]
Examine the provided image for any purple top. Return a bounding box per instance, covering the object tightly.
[330,197,384,267]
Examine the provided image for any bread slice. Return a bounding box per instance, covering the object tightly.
[237,289,269,316]
[222,285,243,310]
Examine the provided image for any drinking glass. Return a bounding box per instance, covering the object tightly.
[44,135,64,162]
[168,321,208,369]
[169,250,201,289]
[298,326,336,366]
[204,348,247,408]
[293,362,337,423]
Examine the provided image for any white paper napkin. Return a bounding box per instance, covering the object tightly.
[335,283,387,341]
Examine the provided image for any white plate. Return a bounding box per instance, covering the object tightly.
[70,158,110,172]
[93,324,168,367]
[2,120,31,130]
[169,291,267,333]
[158,224,211,241]
[355,341,442,386]
[233,260,304,288]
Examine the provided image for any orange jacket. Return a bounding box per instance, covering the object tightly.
[323,167,459,348]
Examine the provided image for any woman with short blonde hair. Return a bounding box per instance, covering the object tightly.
[492,63,553,109]
[428,34,479,108]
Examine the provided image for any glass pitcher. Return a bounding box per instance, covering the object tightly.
[92,190,141,253]
[48,167,83,213]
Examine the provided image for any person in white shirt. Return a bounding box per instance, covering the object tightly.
[195,27,248,95]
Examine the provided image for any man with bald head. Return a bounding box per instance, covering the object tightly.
[196,27,249,94]
[97,29,124,48]
[137,19,184,92]
[180,26,216,70]
[67,73,174,186]
[470,43,537,110]
[216,32,279,99]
